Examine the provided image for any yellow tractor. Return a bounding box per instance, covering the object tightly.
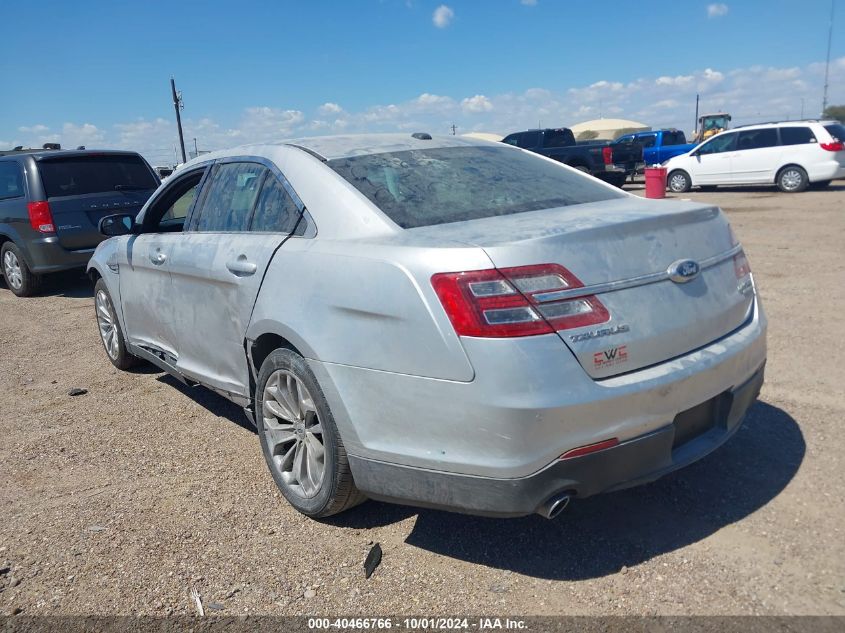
[695,113,731,143]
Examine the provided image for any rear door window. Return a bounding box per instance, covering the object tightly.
[520,131,540,148]
[737,128,778,150]
[193,162,266,232]
[542,129,572,148]
[0,161,24,200]
[250,176,301,233]
[38,154,157,197]
[639,134,658,148]
[779,127,816,145]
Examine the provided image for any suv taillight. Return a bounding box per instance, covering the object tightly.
[431,264,610,338]
[27,201,55,233]
[820,141,844,151]
[602,146,613,165]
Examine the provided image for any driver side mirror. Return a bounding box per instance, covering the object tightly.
[99,213,135,237]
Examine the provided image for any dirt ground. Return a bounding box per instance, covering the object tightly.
[1,181,843,617]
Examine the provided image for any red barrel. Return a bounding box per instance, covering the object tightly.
[644,166,667,199]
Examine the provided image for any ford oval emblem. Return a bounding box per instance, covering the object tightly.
[667,259,700,283]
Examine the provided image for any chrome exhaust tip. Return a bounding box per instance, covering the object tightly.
[537,492,571,519]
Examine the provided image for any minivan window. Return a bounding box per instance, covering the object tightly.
[38,155,157,197]
[194,162,266,232]
[697,132,737,155]
[0,161,24,200]
[250,176,300,233]
[737,128,778,150]
[824,124,845,142]
[328,145,625,229]
[780,127,816,145]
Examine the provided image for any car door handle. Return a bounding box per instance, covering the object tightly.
[226,257,257,276]
[150,251,167,265]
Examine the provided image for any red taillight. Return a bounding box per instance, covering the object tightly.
[733,249,751,279]
[602,146,613,165]
[431,264,610,338]
[820,141,844,152]
[27,201,55,233]
[560,437,619,460]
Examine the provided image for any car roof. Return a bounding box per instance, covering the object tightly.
[214,133,492,162]
[0,148,143,160]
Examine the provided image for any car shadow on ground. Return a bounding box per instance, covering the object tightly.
[157,374,257,434]
[0,270,94,299]
[327,401,804,580]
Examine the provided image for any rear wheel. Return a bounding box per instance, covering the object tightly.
[777,166,808,193]
[668,170,691,193]
[1,242,41,297]
[94,278,138,370]
[256,348,365,518]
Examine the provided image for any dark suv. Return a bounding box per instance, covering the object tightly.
[0,147,159,296]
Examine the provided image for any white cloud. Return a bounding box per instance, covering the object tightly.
[521,0,538,5]
[432,5,454,28]
[461,94,493,113]
[318,102,343,115]
[18,124,49,134]
[707,3,729,18]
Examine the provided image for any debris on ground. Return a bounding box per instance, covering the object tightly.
[190,587,204,616]
[364,543,382,579]
[67,388,88,397]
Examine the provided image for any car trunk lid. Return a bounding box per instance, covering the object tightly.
[414,197,754,379]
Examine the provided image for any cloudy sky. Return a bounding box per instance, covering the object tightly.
[1,0,842,165]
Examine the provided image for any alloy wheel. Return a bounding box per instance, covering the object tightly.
[780,169,803,191]
[669,173,688,192]
[3,250,22,290]
[95,289,119,360]
[262,370,326,499]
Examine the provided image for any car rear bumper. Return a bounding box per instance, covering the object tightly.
[23,236,96,273]
[348,362,764,517]
[806,160,845,182]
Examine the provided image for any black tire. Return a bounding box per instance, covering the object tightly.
[776,165,809,193]
[256,348,365,518]
[1,242,42,297]
[667,170,692,193]
[571,164,590,174]
[605,173,627,188]
[809,180,832,190]
[94,278,139,370]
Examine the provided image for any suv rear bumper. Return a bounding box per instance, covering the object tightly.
[23,236,95,273]
[348,363,764,517]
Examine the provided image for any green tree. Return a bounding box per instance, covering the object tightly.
[823,105,845,123]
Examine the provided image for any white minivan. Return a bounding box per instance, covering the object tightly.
[665,120,845,193]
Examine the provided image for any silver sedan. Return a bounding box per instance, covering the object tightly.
[88,134,767,519]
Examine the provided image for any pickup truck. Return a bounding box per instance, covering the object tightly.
[610,129,693,174]
[639,130,696,166]
[502,128,627,187]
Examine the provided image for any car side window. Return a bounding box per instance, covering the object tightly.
[0,161,24,200]
[520,131,540,148]
[502,134,520,147]
[697,133,737,155]
[737,128,778,151]
[193,162,266,232]
[780,127,816,145]
[141,169,206,233]
[250,176,301,233]
[640,134,657,148]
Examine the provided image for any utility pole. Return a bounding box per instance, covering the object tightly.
[822,0,835,116]
[801,98,805,119]
[193,137,199,157]
[450,124,457,136]
[171,77,187,164]
[694,94,700,135]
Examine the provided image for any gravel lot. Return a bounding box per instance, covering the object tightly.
[1,182,843,617]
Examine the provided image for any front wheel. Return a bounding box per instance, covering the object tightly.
[94,278,138,370]
[256,348,365,518]
[1,242,41,297]
[777,166,809,193]
[667,170,692,193]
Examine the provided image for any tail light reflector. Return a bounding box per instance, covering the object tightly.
[733,249,751,279]
[431,264,610,338]
[820,141,844,152]
[602,146,613,165]
[560,437,619,460]
[27,201,55,233]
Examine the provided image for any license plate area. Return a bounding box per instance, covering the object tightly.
[672,391,734,449]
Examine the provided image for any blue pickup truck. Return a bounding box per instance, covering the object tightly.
[613,129,696,172]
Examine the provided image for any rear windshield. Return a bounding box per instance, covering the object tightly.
[328,146,625,229]
[824,124,845,142]
[39,155,157,197]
